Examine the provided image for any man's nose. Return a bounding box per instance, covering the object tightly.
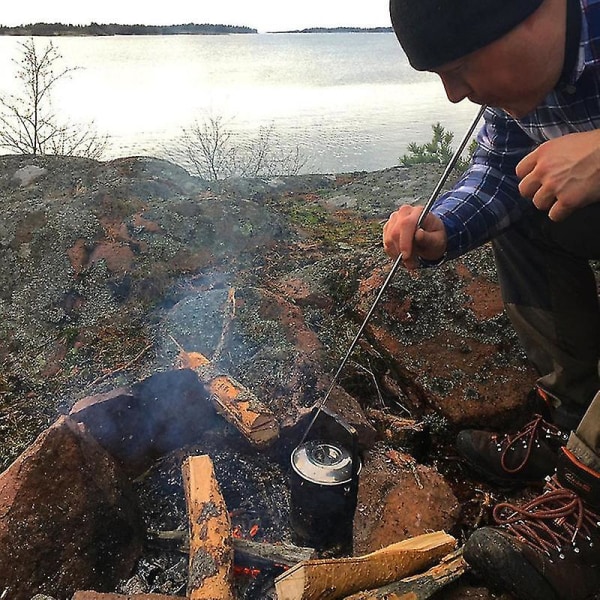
[439,73,472,104]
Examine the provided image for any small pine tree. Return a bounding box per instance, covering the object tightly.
[400,123,455,166]
[399,122,476,171]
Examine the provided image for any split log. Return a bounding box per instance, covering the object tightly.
[72,593,178,600]
[274,531,456,600]
[149,529,315,568]
[342,549,467,599]
[178,349,279,448]
[234,538,315,569]
[182,455,234,600]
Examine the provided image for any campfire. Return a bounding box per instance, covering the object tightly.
[0,346,465,600]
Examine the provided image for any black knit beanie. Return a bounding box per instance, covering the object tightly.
[390,0,544,70]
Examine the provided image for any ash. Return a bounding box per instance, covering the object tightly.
[119,425,292,598]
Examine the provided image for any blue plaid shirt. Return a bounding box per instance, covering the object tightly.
[431,0,600,261]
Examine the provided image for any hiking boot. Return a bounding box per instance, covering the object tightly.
[456,414,569,486]
[463,447,600,600]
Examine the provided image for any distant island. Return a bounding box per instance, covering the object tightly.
[0,23,258,36]
[273,26,393,34]
[0,23,393,37]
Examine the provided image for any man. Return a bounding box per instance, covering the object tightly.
[384,0,600,598]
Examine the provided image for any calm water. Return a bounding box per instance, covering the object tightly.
[0,34,481,174]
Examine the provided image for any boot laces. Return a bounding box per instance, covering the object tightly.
[493,477,600,557]
[499,414,567,474]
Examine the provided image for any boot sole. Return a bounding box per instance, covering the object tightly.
[464,528,559,600]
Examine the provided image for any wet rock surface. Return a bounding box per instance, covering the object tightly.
[353,446,461,554]
[0,416,143,599]
[0,154,550,598]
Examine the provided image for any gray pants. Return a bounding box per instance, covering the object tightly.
[491,202,600,467]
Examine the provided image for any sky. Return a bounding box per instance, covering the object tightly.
[0,1,392,33]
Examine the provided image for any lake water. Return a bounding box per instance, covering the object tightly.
[0,34,481,174]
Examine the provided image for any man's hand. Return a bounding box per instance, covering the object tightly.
[516,130,600,221]
[383,205,447,270]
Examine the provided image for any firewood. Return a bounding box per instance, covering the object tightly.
[234,538,315,569]
[149,529,315,568]
[182,455,234,600]
[72,593,178,600]
[274,531,456,600]
[342,549,467,599]
[177,349,280,448]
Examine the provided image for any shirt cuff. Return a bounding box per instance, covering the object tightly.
[417,253,447,268]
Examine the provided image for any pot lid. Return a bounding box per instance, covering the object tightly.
[291,440,357,486]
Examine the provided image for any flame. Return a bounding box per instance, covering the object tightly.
[233,565,261,578]
[232,524,244,538]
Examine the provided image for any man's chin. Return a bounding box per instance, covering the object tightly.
[497,99,541,119]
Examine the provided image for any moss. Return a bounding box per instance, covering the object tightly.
[266,192,381,248]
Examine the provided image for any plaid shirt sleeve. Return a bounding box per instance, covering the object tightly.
[430,107,538,261]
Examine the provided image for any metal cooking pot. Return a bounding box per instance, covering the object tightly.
[289,438,361,552]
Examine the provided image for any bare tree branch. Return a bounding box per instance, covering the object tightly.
[179,113,306,180]
[0,38,107,158]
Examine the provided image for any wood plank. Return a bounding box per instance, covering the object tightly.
[342,549,467,599]
[274,531,456,600]
[182,455,234,600]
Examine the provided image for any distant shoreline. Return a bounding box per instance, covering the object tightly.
[271,27,393,34]
[0,23,258,36]
[0,23,393,37]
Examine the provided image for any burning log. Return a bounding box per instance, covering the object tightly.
[233,537,315,570]
[149,529,315,569]
[274,531,456,600]
[177,348,280,448]
[72,593,179,600]
[342,549,467,599]
[182,455,234,600]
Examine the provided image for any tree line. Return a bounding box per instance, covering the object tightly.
[276,27,393,34]
[0,23,257,36]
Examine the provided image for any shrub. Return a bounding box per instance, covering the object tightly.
[178,114,306,181]
[400,122,476,171]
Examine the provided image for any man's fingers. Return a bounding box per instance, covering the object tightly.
[382,206,422,262]
[382,218,401,259]
[518,172,542,200]
[516,132,600,221]
[531,187,557,212]
[382,238,398,259]
[515,149,537,180]
[547,197,579,222]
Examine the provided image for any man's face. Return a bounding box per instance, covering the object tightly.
[431,4,565,118]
